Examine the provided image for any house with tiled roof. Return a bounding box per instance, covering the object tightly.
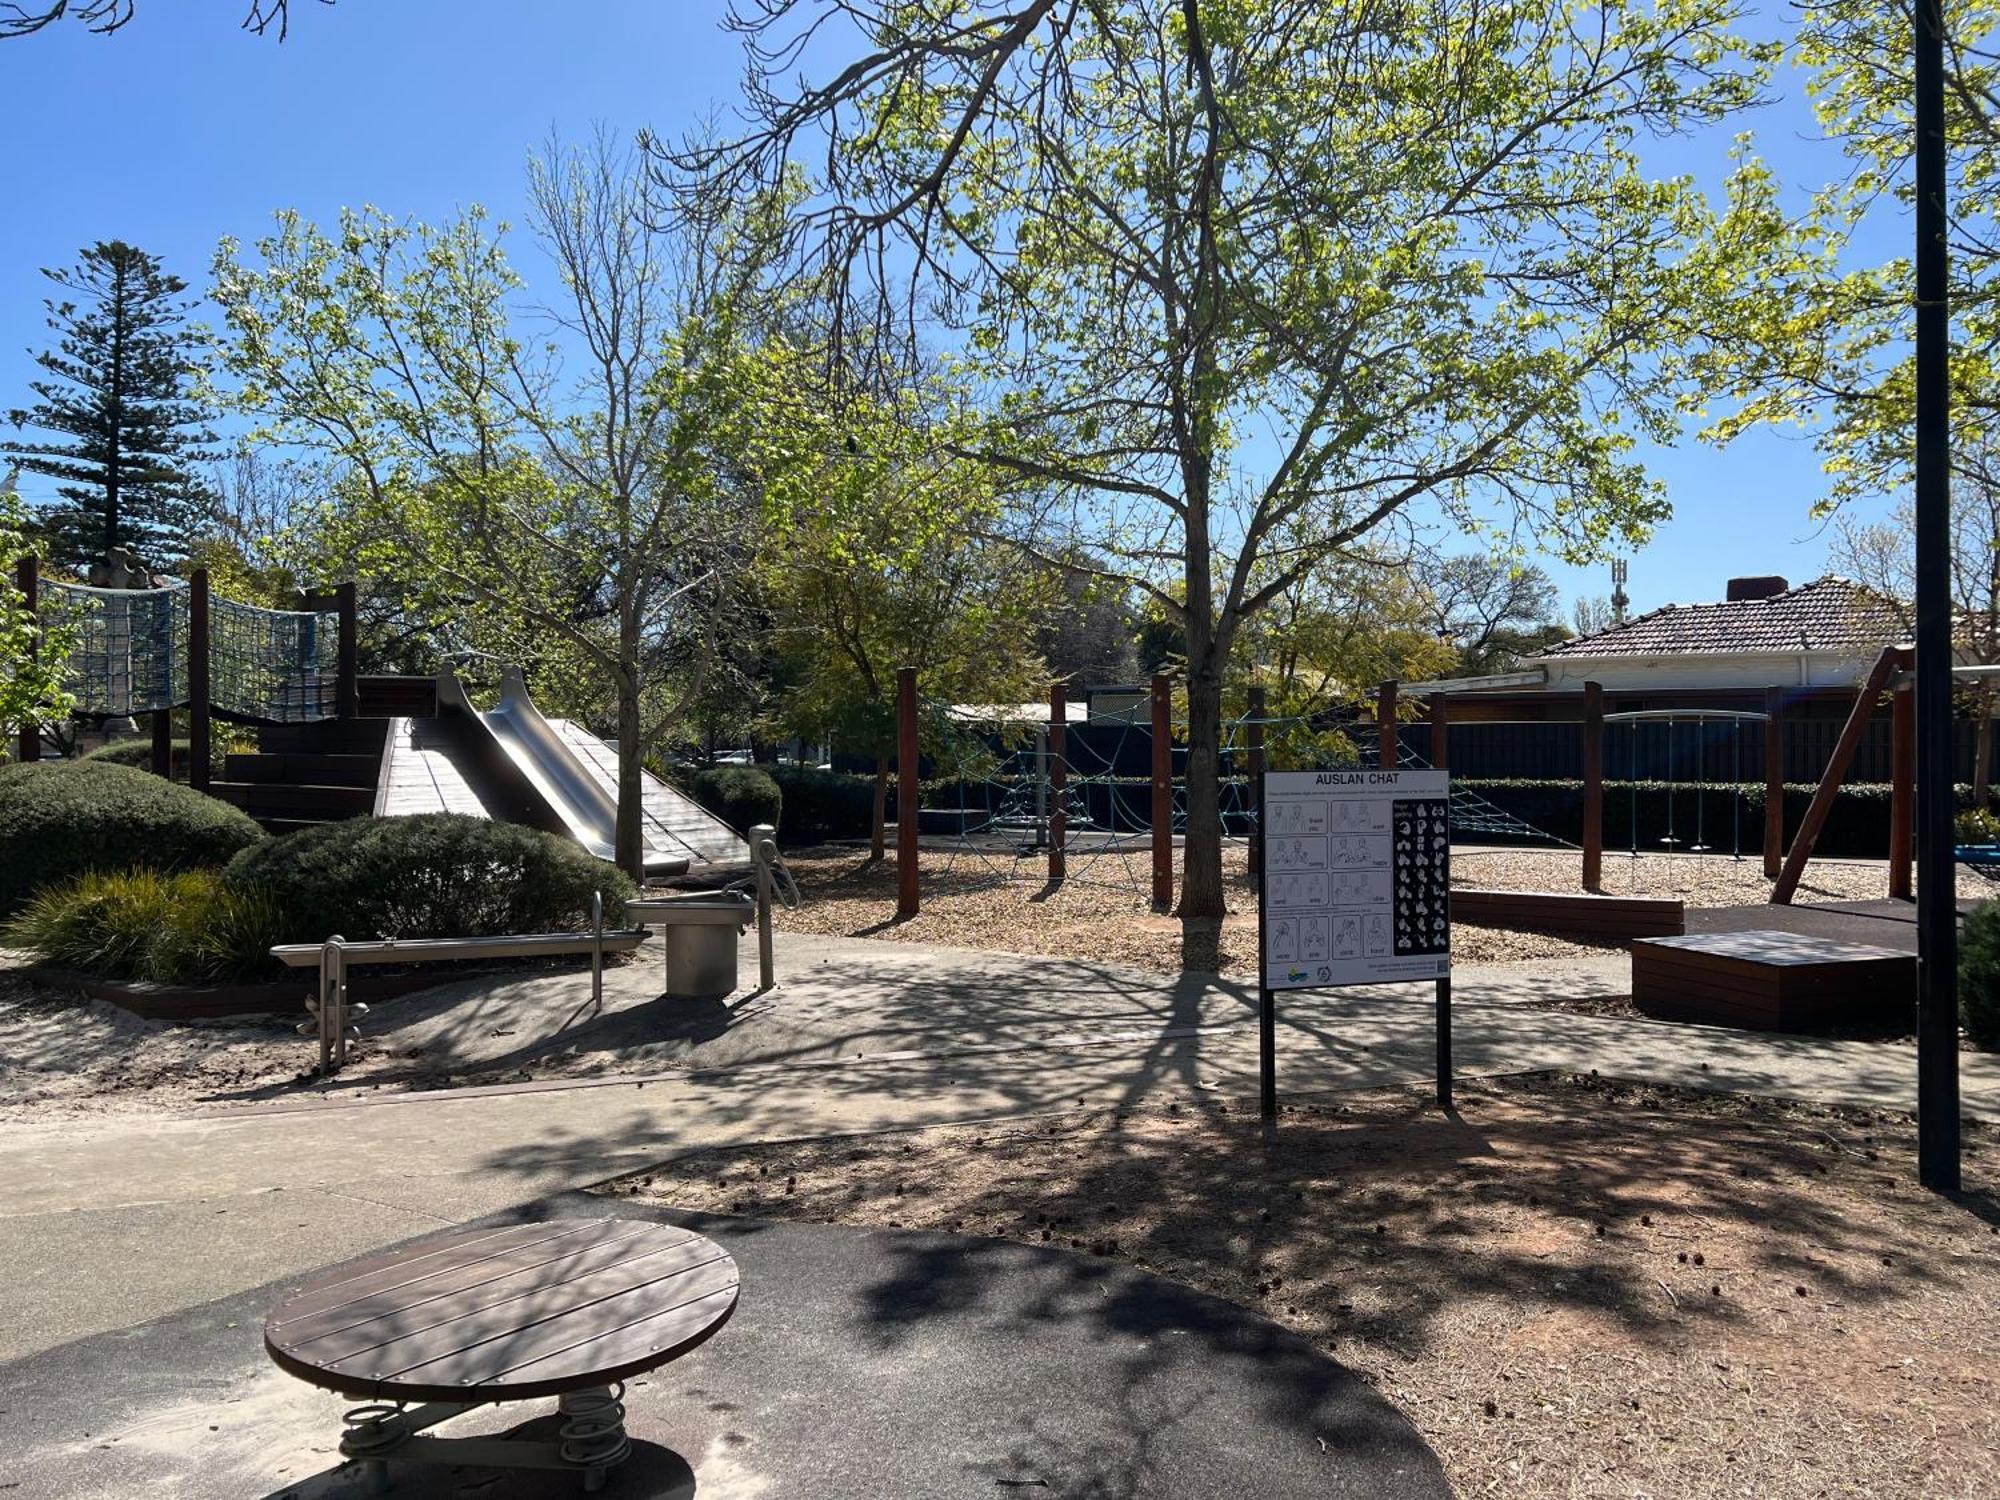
[1525,576,1909,692]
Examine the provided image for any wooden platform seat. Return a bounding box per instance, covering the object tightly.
[1452,888,1685,942]
[1632,930,1915,1032]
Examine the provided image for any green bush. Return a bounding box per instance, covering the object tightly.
[1958,808,2000,846]
[5,868,285,984]
[767,765,877,844]
[688,765,783,834]
[82,737,190,779]
[0,760,265,918]
[224,813,636,943]
[1959,901,2000,1048]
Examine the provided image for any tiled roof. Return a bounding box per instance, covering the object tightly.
[1537,577,1908,659]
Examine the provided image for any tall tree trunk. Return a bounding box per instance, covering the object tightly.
[615,608,644,880]
[870,753,889,861]
[1179,649,1226,928]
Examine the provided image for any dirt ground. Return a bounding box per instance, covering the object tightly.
[774,843,1895,976]
[607,1072,2000,1500]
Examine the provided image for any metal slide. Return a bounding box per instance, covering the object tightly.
[435,667,747,877]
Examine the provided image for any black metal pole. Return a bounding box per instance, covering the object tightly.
[1914,0,1961,1190]
[1257,767,1277,1120]
[1436,976,1453,1111]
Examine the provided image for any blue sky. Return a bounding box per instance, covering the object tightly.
[0,2,1904,618]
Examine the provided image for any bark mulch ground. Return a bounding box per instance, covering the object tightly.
[607,1072,1999,1499]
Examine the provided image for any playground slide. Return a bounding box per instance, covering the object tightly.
[422,667,747,877]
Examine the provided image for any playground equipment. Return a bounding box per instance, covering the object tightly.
[1604,708,1768,860]
[16,559,750,876]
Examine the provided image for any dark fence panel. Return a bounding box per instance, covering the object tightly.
[1411,715,1982,785]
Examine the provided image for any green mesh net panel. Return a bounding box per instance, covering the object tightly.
[40,580,187,717]
[40,582,339,722]
[209,594,339,722]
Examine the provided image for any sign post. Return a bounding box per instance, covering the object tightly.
[1257,767,1453,1118]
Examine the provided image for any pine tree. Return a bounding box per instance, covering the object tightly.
[5,241,218,570]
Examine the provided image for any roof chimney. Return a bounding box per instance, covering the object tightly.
[1726,575,1788,602]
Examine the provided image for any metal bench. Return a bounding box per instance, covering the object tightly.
[272,891,645,1074]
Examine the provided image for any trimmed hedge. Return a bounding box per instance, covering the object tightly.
[5,867,285,984]
[688,766,783,835]
[1455,779,1969,859]
[223,813,635,944]
[82,737,192,779]
[1961,900,2000,1048]
[0,760,265,918]
[767,765,876,844]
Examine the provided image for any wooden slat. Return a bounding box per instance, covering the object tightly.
[266,1219,740,1403]
[377,1258,738,1387]
[271,1223,601,1328]
[296,1237,721,1371]
[278,1222,674,1349]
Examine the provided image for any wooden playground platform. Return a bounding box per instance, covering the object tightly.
[1452,889,1684,942]
[1632,930,1915,1032]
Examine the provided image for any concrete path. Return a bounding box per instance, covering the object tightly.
[3,1197,1449,1499]
[6,930,2000,1369]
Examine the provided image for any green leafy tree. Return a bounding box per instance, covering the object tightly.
[211,135,788,876]
[1420,553,1569,676]
[0,472,76,753]
[1704,1,2000,506]
[670,0,1783,930]
[5,240,218,569]
[763,386,1052,856]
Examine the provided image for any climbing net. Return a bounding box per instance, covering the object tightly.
[39,580,186,717]
[38,581,340,722]
[210,594,340,722]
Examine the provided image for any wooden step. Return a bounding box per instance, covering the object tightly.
[257,719,390,755]
[357,675,438,718]
[224,752,380,787]
[212,781,374,820]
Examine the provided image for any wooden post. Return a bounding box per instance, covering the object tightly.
[189,568,211,794]
[1890,680,1915,900]
[1582,681,1604,891]
[15,555,40,762]
[1049,681,1068,882]
[896,666,919,918]
[1763,686,1786,879]
[1429,692,1449,772]
[1377,680,1399,767]
[151,709,174,779]
[1246,685,1267,884]
[335,579,359,719]
[1772,646,1906,904]
[1151,674,1173,909]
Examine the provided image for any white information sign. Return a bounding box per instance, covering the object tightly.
[1260,768,1451,991]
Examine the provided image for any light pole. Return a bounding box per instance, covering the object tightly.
[1914,0,1961,1191]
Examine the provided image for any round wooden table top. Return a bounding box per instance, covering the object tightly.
[264,1219,739,1404]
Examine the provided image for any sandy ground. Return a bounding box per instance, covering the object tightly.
[773,843,1896,976]
[607,1072,2000,1500]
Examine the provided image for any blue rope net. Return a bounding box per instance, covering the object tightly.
[210,594,338,722]
[39,581,339,723]
[40,581,187,717]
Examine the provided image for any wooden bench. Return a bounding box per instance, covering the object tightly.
[1633,930,1915,1032]
[1452,888,1685,941]
[265,1218,738,1494]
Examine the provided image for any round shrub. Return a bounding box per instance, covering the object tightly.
[5,868,284,984]
[1959,900,2000,1049]
[688,765,782,834]
[0,760,265,918]
[225,813,637,943]
[81,737,217,782]
[766,765,876,844]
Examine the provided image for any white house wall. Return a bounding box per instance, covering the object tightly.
[1535,652,1880,692]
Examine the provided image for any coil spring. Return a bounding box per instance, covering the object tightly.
[339,1402,409,1458]
[557,1383,631,1470]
